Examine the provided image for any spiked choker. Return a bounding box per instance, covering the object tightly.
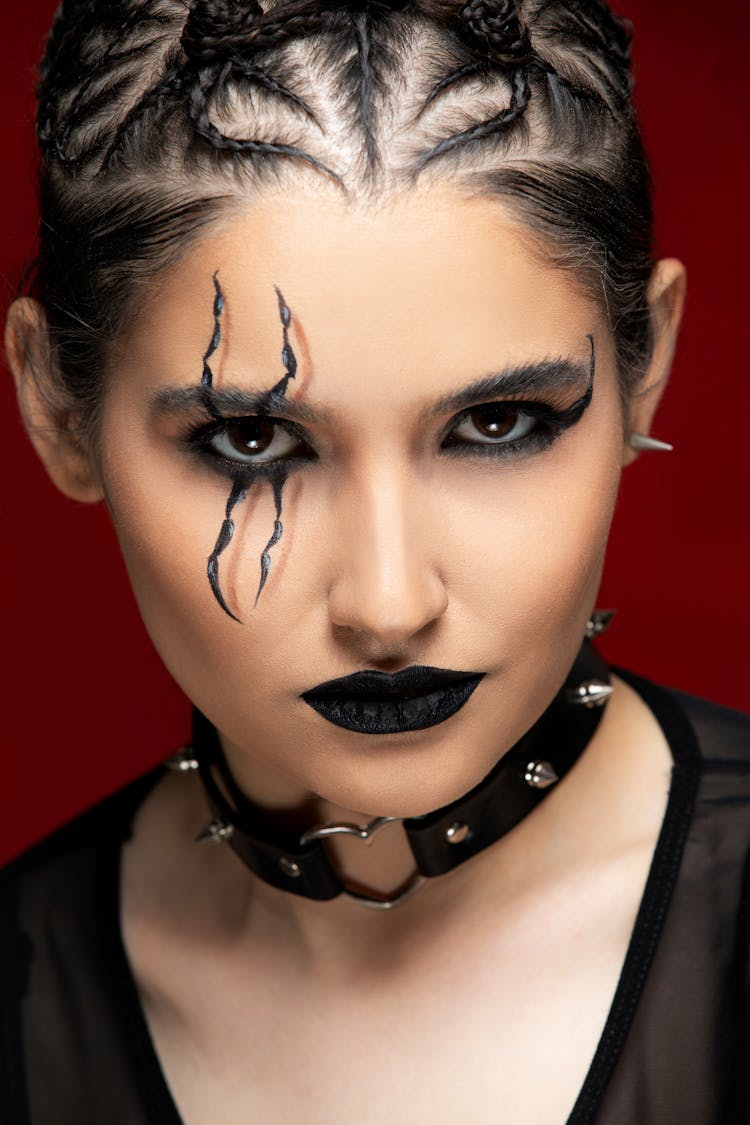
[167,636,614,910]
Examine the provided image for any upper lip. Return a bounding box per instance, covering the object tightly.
[301,666,484,701]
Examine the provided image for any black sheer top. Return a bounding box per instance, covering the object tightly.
[2,671,749,1124]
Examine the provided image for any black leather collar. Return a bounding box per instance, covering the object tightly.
[176,643,612,908]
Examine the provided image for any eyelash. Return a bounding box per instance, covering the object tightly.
[182,396,585,483]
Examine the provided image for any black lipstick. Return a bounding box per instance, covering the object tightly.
[301,666,485,735]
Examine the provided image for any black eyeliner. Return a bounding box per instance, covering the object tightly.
[442,334,595,459]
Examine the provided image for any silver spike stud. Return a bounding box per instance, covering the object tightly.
[279,857,302,878]
[195,819,235,845]
[164,746,199,772]
[586,610,617,641]
[629,432,674,453]
[524,761,559,790]
[567,680,615,709]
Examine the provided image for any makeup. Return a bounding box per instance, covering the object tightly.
[252,287,298,603]
[203,281,301,620]
[301,666,486,735]
[440,334,595,462]
[255,471,288,604]
[201,272,225,388]
[200,273,251,622]
[207,478,247,624]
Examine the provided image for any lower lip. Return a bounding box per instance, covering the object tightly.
[302,676,484,735]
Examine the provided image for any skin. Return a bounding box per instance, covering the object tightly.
[7,184,687,1122]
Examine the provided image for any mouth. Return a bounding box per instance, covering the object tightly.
[300,666,485,735]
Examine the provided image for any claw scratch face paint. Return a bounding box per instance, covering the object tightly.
[202,272,224,388]
[256,472,288,604]
[203,280,301,621]
[207,478,247,623]
[98,191,631,820]
[202,273,251,623]
[253,288,298,604]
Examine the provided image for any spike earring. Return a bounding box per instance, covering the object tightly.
[629,432,674,453]
[586,610,616,640]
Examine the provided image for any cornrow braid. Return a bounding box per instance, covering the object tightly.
[183,62,342,181]
[458,0,532,66]
[180,0,265,64]
[181,0,339,63]
[416,65,530,169]
[30,0,656,451]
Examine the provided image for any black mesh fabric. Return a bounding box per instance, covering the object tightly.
[1,675,749,1124]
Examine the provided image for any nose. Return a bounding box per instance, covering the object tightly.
[327,471,449,653]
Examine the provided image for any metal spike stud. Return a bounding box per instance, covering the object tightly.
[629,432,674,453]
[164,746,199,772]
[524,761,559,790]
[586,610,617,641]
[567,680,615,709]
[195,819,235,845]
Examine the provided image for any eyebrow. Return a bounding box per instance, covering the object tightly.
[424,355,593,419]
[151,385,330,425]
[151,351,593,426]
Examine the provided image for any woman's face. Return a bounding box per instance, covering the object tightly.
[98,185,625,817]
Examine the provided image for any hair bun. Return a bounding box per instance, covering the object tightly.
[458,0,532,65]
[180,0,263,65]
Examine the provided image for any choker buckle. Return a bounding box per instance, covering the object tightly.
[300,817,425,910]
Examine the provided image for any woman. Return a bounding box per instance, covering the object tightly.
[2,1,748,1122]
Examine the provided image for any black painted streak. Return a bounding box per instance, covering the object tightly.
[201,272,225,388]
[253,286,299,604]
[255,473,287,605]
[269,287,298,398]
[207,472,247,624]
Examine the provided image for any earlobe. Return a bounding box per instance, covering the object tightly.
[5,297,103,503]
[623,258,687,466]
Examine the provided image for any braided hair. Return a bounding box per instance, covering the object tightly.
[31,0,652,442]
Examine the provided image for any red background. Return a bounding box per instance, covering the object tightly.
[1,1,749,864]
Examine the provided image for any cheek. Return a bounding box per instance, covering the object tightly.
[440,437,622,649]
[98,432,292,691]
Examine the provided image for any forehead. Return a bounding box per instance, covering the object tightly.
[118,185,604,399]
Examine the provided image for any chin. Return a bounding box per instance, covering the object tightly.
[308,725,512,821]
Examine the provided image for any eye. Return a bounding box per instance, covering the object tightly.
[208,417,307,464]
[446,404,537,447]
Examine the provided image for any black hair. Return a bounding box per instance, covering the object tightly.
[31,0,653,445]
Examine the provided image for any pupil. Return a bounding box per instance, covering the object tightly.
[472,405,517,438]
[227,418,275,455]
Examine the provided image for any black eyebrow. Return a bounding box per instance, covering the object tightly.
[424,355,593,419]
[151,385,329,425]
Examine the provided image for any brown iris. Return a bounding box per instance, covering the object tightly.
[225,418,276,456]
[468,404,520,439]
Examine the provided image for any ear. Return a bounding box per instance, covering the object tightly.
[623,258,687,466]
[5,297,103,502]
